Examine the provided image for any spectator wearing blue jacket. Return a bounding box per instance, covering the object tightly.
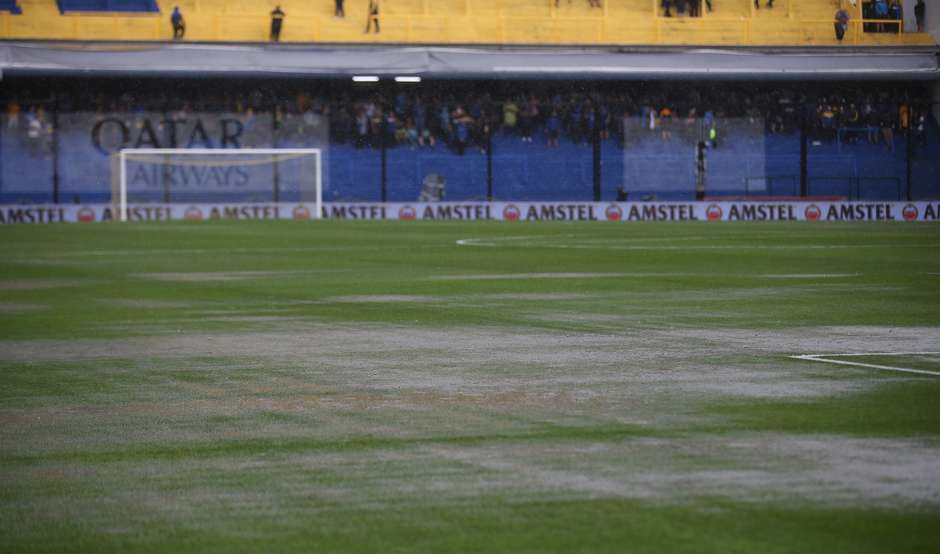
[873,0,888,32]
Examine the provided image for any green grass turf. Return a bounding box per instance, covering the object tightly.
[1,220,940,553]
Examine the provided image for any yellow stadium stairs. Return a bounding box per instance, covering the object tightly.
[0,0,934,46]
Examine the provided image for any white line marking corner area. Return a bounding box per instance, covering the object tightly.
[789,352,940,377]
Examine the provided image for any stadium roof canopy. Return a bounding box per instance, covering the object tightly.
[1,42,938,80]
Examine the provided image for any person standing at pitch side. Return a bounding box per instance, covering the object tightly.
[170,6,185,40]
[270,5,286,41]
[365,0,380,34]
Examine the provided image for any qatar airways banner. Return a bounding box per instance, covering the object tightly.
[2,202,940,224]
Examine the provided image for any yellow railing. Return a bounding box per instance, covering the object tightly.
[0,9,933,46]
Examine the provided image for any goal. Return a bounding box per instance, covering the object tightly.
[115,148,322,222]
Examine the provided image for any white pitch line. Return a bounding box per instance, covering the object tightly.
[800,351,940,358]
[790,353,940,377]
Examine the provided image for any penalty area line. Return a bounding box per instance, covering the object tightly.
[790,352,940,377]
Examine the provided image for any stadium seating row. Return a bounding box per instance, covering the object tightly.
[0,0,933,46]
[56,1,157,12]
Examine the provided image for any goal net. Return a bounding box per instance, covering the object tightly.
[114,148,322,221]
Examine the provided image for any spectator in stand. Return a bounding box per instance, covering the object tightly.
[365,0,380,34]
[835,8,849,42]
[598,102,610,140]
[270,6,286,41]
[862,98,878,144]
[335,0,345,18]
[6,102,20,130]
[676,0,686,16]
[880,100,894,150]
[662,0,672,17]
[914,110,927,147]
[888,0,902,33]
[915,0,925,32]
[170,6,185,40]
[690,0,701,17]
[355,107,369,148]
[502,98,519,134]
[453,118,469,154]
[843,103,860,143]
[519,97,538,143]
[659,106,674,141]
[754,0,773,9]
[588,0,601,8]
[546,110,561,147]
[568,101,582,143]
[873,0,888,32]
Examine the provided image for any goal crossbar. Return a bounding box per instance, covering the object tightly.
[117,148,323,222]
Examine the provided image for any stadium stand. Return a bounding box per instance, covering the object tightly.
[2,78,937,204]
[0,0,933,46]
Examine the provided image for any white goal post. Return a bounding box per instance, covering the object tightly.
[117,148,323,222]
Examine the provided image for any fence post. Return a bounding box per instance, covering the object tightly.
[486,123,493,201]
[52,97,60,205]
[906,120,912,201]
[592,104,601,202]
[800,107,808,197]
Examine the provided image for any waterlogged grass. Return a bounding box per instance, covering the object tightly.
[706,381,940,436]
[2,220,940,552]
[4,498,940,554]
[830,353,940,373]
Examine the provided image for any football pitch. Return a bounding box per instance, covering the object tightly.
[1,220,940,553]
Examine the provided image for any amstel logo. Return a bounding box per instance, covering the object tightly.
[77,207,95,223]
[605,204,623,222]
[292,205,311,220]
[804,204,821,221]
[183,206,204,221]
[902,204,919,221]
[502,204,521,221]
[398,205,417,221]
[705,204,722,221]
